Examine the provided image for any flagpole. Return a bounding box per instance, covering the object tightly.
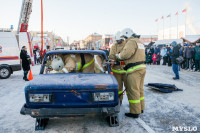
[177,13,178,39]
[169,15,171,39]
[185,9,187,37]
[162,17,164,40]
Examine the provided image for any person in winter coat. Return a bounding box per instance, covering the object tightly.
[155,47,160,55]
[167,46,172,66]
[156,53,161,65]
[184,44,195,71]
[161,47,168,65]
[171,41,180,80]
[146,53,152,65]
[194,40,200,71]
[36,50,40,64]
[152,53,157,65]
[150,47,154,55]
[20,46,31,81]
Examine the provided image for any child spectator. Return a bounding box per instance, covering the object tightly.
[152,53,157,65]
[146,53,152,65]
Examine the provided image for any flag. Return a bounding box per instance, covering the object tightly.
[182,9,187,13]
[175,12,178,15]
[167,14,171,17]
[161,16,164,19]
[155,18,158,22]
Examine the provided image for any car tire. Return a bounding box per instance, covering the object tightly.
[0,67,11,79]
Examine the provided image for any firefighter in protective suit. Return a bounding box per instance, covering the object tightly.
[116,28,146,118]
[51,54,95,73]
[109,31,127,104]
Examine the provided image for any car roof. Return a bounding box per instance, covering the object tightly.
[46,50,108,60]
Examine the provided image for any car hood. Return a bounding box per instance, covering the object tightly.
[26,73,118,90]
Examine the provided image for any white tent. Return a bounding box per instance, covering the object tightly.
[154,39,183,46]
[182,35,200,43]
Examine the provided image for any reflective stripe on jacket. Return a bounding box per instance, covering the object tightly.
[77,58,95,71]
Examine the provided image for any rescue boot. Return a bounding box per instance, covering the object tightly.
[125,113,139,118]
[120,100,122,106]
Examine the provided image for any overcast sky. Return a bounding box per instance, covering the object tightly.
[0,0,200,42]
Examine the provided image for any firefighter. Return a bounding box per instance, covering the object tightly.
[109,31,127,105]
[61,54,95,73]
[51,56,65,73]
[116,28,146,118]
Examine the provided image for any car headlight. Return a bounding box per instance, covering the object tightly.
[29,94,51,103]
[93,92,114,101]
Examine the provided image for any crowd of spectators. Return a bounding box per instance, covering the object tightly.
[33,48,47,65]
[145,40,200,72]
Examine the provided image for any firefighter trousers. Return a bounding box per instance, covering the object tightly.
[113,73,127,101]
[126,68,146,114]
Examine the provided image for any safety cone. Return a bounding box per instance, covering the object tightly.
[28,69,33,80]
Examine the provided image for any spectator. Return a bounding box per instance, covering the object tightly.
[167,46,172,66]
[194,40,200,72]
[171,41,180,80]
[152,53,157,65]
[146,52,152,65]
[33,48,37,65]
[180,44,186,69]
[155,47,160,54]
[156,53,161,65]
[36,50,40,64]
[161,47,168,65]
[184,44,195,71]
[20,46,31,81]
[150,46,154,55]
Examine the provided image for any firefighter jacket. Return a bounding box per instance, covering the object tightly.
[119,36,146,74]
[109,41,126,74]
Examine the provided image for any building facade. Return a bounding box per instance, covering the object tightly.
[84,33,102,49]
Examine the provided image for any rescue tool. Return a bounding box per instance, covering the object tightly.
[146,83,183,93]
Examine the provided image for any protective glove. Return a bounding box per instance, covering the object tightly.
[62,68,69,73]
[115,53,121,60]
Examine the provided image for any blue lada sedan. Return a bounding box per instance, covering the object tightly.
[20,50,120,130]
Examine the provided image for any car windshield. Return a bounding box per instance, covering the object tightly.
[43,53,108,74]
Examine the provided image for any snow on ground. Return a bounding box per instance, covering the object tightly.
[0,64,200,133]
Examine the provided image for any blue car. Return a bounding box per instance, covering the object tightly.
[20,50,120,130]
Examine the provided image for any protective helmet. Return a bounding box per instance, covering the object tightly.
[114,31,121,41]
[51,56,64,71]
[120,28,134,39]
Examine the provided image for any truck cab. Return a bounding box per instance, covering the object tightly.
[20,50,120,130]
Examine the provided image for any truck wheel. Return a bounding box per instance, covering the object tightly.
[0,67,11,79]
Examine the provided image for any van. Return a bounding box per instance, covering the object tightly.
[0,31,21,79]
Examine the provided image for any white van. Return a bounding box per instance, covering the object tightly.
[0,31,21,79]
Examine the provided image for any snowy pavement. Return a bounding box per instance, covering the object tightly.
[0,65,200,133]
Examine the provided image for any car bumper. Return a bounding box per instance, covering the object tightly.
[20,103,120,118]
